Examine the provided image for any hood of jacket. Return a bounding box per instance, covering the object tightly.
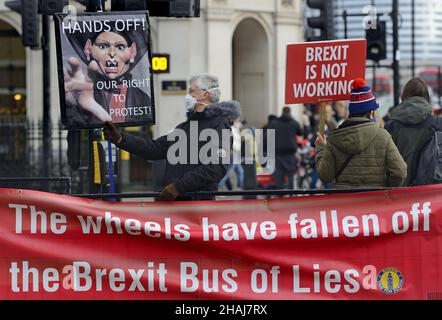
[328,118,381,155]
[390,96,433,125]
[204,100,241,121]
[279,114,293,122]
[188,101,241,124]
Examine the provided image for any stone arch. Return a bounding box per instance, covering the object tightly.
[232,15,270,129]
[0,13,29,177]
[0,12,21,34]
[230,13,272,44]
[0,14,27,119]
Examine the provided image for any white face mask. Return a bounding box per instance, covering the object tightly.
[185,94,197,111]
[185,87,219,112]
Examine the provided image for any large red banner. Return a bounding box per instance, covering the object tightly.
[285,39,367,104]
[0,185,441,300]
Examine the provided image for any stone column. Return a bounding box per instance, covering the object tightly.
[274,0,304,120]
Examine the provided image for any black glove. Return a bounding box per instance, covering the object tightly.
[159,183,180,201]
[103,121,122,144]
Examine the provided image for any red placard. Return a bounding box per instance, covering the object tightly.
[0,185,441,300]
[285,39,367,104]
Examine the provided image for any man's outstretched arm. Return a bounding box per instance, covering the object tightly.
[104,121,169,160]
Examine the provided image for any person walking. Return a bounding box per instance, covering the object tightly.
[385,77,442,186]
[218,118,244,190]
[268,106,302,189]
[315,78,407,188]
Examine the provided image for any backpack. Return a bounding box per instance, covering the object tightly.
[412,127,442,185]
[386,117,442,186]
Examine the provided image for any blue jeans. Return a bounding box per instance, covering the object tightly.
[219,164,244,189]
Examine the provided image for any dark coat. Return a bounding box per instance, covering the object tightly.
[117,101,241,194]
[268,115,302,155]
[385,96,442,185]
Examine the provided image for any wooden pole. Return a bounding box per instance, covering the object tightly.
[318,102,327,137]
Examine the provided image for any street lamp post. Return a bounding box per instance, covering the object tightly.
[411,0,415,77]
[392,0,400,107]
[42,12,51,179]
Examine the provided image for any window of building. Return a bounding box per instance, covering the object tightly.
[0,20,26,118]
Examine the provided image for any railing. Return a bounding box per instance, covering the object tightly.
[0,118,69,178]
[0,177,71,194]
[71,187,393,201]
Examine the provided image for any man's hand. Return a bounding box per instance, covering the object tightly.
[159,183,180,201]
[315,133,327,146]
[64,57,112,122]
[103,121,122,144]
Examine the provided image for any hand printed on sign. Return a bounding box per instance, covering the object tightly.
[64,57,112,122]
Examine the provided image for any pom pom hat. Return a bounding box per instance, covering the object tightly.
[348,78,379,115]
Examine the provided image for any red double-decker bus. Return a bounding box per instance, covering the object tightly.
[417,67,442,96]
[366,73,392,97]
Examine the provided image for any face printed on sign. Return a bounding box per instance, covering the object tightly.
[84,32,137,80]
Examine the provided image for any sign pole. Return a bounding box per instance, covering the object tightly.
[108,140,115,198]
[392,0,400,107]
[42,13,52,179]
[318,102,326,137]
[92,0,116,199]
[86,0,116,198]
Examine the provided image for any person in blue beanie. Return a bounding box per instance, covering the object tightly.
[314,78,407,188]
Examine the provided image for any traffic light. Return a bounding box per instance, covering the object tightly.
[79,0,106,12]
[111,0,146,11]
[111,0,200,17]
[306,0,335,41]
[39,0,69,15]
[167,0,200,17]
[5,0,68,48]
[5,0,40,48]
[366,20,387,62]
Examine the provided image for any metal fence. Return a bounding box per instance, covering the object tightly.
[0,118,396,199]
[0,117,82,193]
[0,118,66,176]
[0,177,71,194]
[72,187,393,202]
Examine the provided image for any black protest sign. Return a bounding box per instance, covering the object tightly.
[54,11,155,129]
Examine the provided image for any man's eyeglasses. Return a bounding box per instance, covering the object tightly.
[188,87,204,94]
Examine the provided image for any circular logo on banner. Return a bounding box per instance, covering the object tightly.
[377,267,404,294]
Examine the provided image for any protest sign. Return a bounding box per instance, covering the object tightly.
[54,11,155,129]
[285,39,367,104]
[0,185,441,299]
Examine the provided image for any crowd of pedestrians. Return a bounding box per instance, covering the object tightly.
[263,76,441,191]
[105,73,442,199]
